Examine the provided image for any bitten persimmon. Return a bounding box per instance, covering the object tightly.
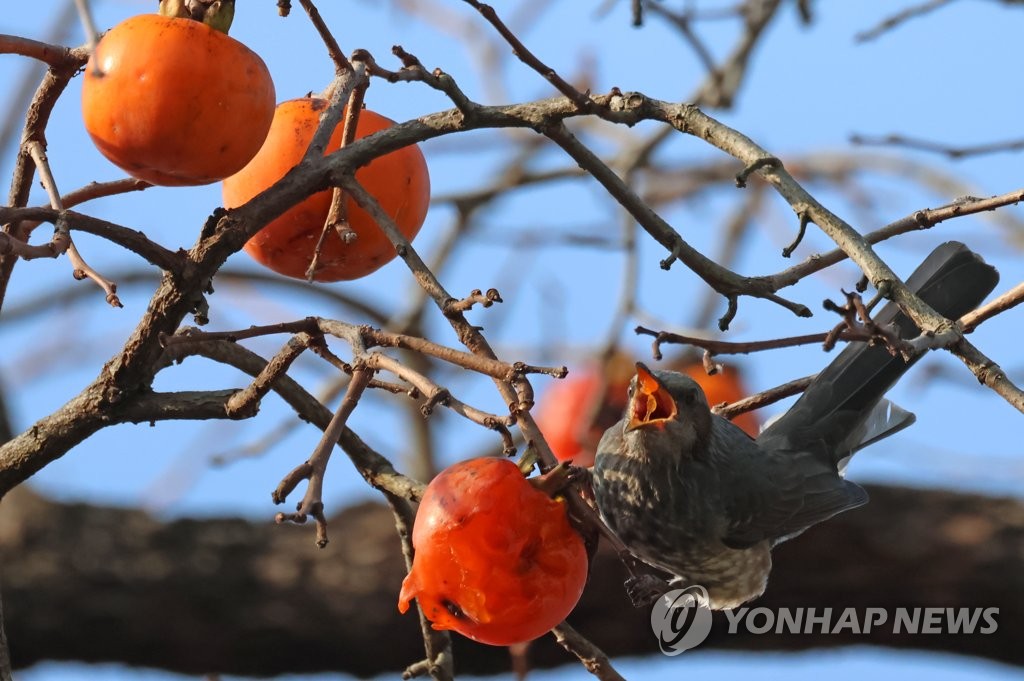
[81,10,275,186]
[398,457,588,646]
[221,98,431,282]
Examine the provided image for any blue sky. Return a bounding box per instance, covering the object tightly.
[2,0,1023,679]
[18,648,1024,681]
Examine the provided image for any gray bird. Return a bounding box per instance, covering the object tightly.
[592,241,998,610]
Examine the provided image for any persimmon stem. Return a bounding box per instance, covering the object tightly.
[158,0,236,34]
[159,0,189,18]
[202,1,235,33]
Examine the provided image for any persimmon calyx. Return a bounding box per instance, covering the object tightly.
[158,0,235,33]
[516,444,540,476]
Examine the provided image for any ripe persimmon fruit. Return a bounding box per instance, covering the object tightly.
[398,457,588,646]
[81,7,275,186]
[534,353,636,467]
[534,370,605,468]
[221,98,431,282]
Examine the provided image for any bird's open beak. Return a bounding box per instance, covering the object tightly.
[625,363,678,432]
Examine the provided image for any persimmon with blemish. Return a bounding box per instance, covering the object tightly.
[398,457,587,646]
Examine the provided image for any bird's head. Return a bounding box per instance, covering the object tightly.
[624,363,712,453]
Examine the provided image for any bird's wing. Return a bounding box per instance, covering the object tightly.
[710,419,869,548]
[721,471,868,549]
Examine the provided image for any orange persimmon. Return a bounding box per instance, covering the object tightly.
[398,457,587,646]
[221,98,431,282]
[534,358,635,468]
[81,11,275,186]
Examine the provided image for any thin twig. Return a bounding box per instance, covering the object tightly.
[311,74,368,278]
[960,282,1024,333]
[442,288,503,315]
[0,42,89,313]
[850,132,1024,159]
[162,318,567,381]
[461,0,598,114]
[388,493,454,681]
[363,352,517,454]
[64,241,121,307]
[854,0,956,43]
[225,334,312,417]
[715,374,815,420]
[769,188,1024,288]
[15,177,151,238]
[26,141,64,213]
[297,0,352,73]
[551,621,627,681]
[273,366,374,547]
[0,206,180,273]
[304,63,369,280]
[26,141,122,306]
[359,46,477,116]
[72,0,100,53]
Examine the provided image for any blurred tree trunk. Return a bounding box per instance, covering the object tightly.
[0,483,1019,677]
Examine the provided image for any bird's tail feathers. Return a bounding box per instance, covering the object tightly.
[759,241,998,467]
[836,399,916,475]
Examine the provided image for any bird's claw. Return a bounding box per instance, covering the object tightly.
[528,461,574,497]
[624,574,669,608]
[564,463,592,486]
